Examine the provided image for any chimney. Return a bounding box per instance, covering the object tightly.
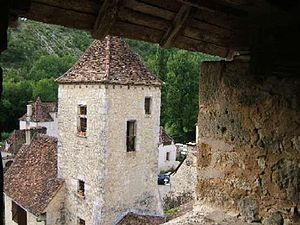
[25,103,33,145]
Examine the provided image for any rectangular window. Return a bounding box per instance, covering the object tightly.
[12,201,27,225]
[12,201,18,223]
[78,180,85,196]
[78,218,85,225]
[166,152,170,161]
[126,120,136,152]
[144,97,151,115]
[78,105,87,136]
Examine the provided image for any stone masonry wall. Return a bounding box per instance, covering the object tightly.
[103,85,163,224]
[58,84,108,225]
[58,84,163,225]
[197,61,300,224]
[161,144,197,210]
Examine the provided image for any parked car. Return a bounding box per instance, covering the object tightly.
[158,174,170,185]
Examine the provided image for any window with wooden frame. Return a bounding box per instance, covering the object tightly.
[78,217,85,225]
[78,105,87,136]
[77,180,85,196]
[126,120,136,152]
[144,97,152,115]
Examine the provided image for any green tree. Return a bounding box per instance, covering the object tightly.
[0,80,33,131]
[32,78,58,101]
[164,50,202,143]
[28,55,76,81]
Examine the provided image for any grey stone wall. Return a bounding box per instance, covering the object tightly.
[58,84,162,225]
[197,60,300,224]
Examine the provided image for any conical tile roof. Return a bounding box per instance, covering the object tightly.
[57,36,162,87]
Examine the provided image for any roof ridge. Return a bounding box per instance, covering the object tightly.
[104,35,111,80]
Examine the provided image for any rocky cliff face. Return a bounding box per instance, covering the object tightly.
[197,60,300,224]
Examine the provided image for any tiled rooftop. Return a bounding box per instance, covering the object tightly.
[19,97,57,122]
[4,134,64,215]
[56,36,163,87]
[1,127,46,155]
[116,212,165,225]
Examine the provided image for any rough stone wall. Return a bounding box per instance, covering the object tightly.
[58,84,163,225]
[58,84,108,225]
[197,60,300,224]
[161,144,197,209]
[44,185,65,225]
[4,194,40,225]
[4,194,18,225]
[103,85,163,224]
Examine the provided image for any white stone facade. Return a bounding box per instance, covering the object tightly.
[58,84,163,225]
[4,186,64,225]
[19,112,58,138]
[158,144,178,172]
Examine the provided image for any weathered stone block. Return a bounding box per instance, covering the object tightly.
[239,196,260,222]
[197,60,300,224]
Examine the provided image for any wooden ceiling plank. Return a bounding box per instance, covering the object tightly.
[160,5,192,48]
[175,36,236,58]
[124,0,174,21]
[20,2,95,31]
[111,21,163,44]
[93,0,121,40]
[118,8,170,31]
[32,0,100,15]
[177,0,248,16]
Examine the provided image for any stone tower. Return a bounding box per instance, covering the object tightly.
[56,36,163,225]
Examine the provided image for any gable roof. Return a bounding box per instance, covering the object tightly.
[19,97,57,122]
[4,134,64,215]
[1,127,46,155]
[116,212,164,225]
[159,127,174,146]
[56,36,163,87]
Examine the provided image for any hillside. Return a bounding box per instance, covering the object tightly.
[0,19,216,143]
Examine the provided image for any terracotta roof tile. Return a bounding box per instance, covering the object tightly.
[4,134,64,215]
[56,36,163,87]
[19,97,57,122]
[117,212,165,225]
[159,127,174,146]
[1,127,46,155]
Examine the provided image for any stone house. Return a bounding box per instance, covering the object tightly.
[158,127,178,172]
[3,35,164,225]
[4,134,64,225]
[56,35,163,224]
[19,97,58,138]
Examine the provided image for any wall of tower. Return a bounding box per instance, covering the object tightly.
[58,84,109,225]
[103,85,163,224]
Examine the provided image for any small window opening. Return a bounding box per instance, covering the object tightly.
[12,201,18,223]
[145,97,152,115]
[12,201,27,224]
[78,105,87,136]
[78,218,85,225]
[166,152,170,161]
[127,120,136,152]
[78,180,85,196]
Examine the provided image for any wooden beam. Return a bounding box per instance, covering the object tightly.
[177,0,248,16]
[160,5,192,48]
[93,0,121,40]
